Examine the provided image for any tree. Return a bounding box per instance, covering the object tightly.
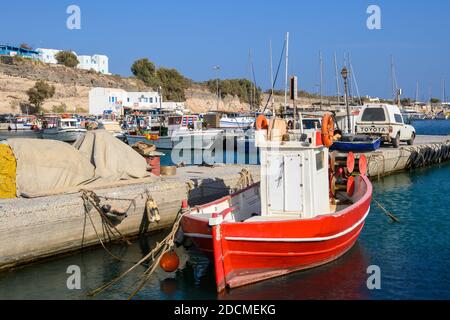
[204,79,262,105]
[131,58,158,86]
[131,58,191,101]
[20,43,32,50]
[430,98,441,104]
[401,98,413,106]
[26,80,55,111]
[157,67,190,101]
[55,51,79,68]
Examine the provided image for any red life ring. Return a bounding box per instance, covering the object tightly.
[256,115,269,131]
[321,113,335,148]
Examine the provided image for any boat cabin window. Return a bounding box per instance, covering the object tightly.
[169,117,182,125]
[302,119,321,129]
[361,108,386,122]
[61,121,78,128]
[316,151,324,171]
[394,114,404,124]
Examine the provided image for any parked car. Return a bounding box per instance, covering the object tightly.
[355,104,416,148]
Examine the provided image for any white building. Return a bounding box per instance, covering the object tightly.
[36,48,65,64]
[89,88,162,116]
[78,54,109,74]
[36,48,110,74]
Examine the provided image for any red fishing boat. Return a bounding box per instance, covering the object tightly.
[181,115,372,293]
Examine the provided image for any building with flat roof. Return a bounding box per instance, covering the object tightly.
[89,88,162,116]
[36,48,110,74]
[0,45,39,59]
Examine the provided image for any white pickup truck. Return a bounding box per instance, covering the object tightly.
[356,104,416,148]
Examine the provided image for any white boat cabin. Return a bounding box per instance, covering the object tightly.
[256,129,330,219]
[58,118,81,129]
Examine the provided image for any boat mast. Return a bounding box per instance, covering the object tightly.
[319,51,323,110]
[349,57,362,105]
[270,40,275,116]
[416,81,419,104]
[334,52,341,105]
[442,79,446,103]
[248,49,254,111]
[390,55,398,104]
[284,32,289,111]
[347,53,354,104]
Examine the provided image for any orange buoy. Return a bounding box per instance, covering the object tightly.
[160,250,180,273]
[347,176,355,197]
[359,154,368,176]
[255,115,269,131]
[321,113,335,148]
[347,152,355,174]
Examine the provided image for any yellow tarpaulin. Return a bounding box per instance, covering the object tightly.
[0,144,16,198]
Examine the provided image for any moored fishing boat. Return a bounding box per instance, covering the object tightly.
[42,118,87,142]
[181,115,373,292]
[126,115,223,150]
[220,113,255,129]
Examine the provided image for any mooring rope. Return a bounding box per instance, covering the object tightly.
[87,208,187,299]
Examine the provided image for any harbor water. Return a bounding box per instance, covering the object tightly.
[0,121,449,300]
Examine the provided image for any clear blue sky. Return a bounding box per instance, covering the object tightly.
[2,0,450,100]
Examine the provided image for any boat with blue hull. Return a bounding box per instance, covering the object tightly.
[330,135,381,152]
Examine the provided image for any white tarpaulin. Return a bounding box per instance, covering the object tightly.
[73,130,150,182]
[8,131,151,197]
[8,138,96,197]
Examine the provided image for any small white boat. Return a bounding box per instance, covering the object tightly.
[8,116,36,131]
[220,113,255,128]
[42,118,87,142]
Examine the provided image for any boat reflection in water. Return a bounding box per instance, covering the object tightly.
[217,243,371,300]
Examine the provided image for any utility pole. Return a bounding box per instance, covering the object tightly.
[334,52,341,105]
[213,65,220,111]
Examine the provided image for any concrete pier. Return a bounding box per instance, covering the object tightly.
[0,165,259,271]
[334,135,450,178]
[1,135,449,271]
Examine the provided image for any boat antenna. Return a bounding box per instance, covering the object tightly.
[261,37,286,114]
[334,52,341,105]
[284,32,290,111]
[270,40,275,116]
[249,49,259,113]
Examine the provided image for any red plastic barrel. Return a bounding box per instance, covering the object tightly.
[146,156,161,176]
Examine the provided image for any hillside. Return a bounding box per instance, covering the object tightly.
[0,57,335,115]
[0,58,255,114]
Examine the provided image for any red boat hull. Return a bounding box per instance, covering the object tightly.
[182,175,372,292]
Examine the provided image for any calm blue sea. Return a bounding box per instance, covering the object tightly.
[0,120,449,300]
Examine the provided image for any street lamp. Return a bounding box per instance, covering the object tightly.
[158,86,163,111]
[213,65,220,111]
[341,67,351,134]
